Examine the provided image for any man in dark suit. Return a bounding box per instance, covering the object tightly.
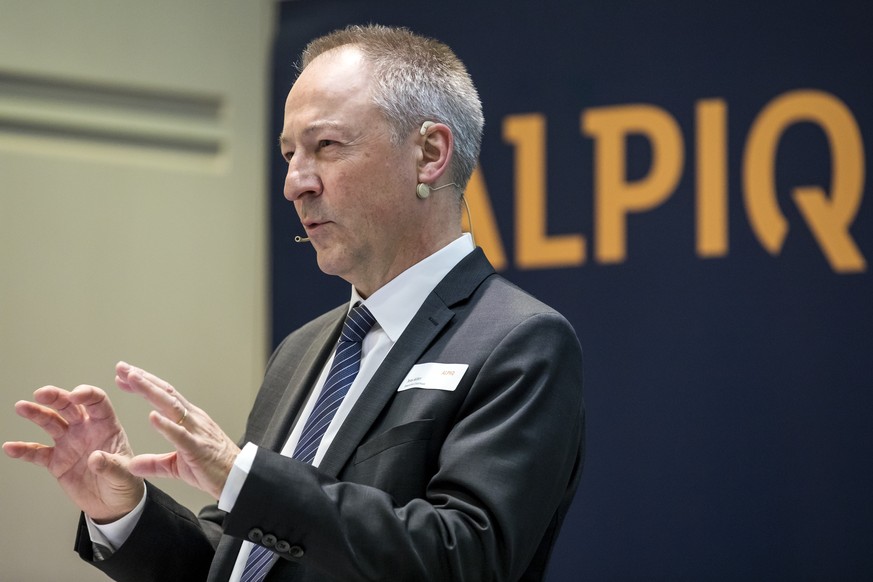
[4,25,584,581]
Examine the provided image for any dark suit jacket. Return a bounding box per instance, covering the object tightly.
[77,249,585,581]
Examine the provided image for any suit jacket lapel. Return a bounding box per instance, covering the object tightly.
[207,535,242,582]
[318,249,495,477]
[261,305,347,451]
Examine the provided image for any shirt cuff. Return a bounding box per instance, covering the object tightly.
[85,484,149,554]
[219,441,258,512]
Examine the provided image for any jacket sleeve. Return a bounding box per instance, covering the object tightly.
[75,483,224,581]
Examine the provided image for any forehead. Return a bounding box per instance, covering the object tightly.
[283,47,375,129]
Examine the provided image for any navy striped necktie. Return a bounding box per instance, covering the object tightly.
[240,303,376,582]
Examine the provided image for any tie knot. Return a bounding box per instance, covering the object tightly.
[341,303,376,343]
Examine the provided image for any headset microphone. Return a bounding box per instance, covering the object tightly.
[294,235,310,243]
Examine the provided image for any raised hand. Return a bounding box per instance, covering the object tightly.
[3,385,144,523]
[115,361,241,499]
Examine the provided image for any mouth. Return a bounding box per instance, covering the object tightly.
[303,220,329,235]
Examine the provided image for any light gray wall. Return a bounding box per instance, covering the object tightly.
[0,1,276,579]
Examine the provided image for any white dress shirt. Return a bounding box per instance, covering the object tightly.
[88,234,475,580]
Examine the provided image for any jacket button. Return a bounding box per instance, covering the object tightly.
[262,534,277,548]
[275,540,291,554]
[289,545,305,559]
[247,528,264,543]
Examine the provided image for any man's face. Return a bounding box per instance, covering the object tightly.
[280,47,424,296]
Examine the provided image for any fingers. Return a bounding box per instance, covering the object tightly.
[14,385,113,442]
[13,399,68,440]
[114,360,139,393]
[33,386,86,425]
[2,441,53,467]
[66,385,116,422]
[147,409,199,449]
[116,361,188,405]
[116,362,192,426]
[5,385,120,475]
[126,407,198,481]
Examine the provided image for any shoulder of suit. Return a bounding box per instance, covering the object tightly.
[269,304,347,359]
[477,274,566,319]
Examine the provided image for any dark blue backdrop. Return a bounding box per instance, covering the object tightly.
[269,1,872,579]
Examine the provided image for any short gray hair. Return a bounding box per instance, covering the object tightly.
[299,25,484,192]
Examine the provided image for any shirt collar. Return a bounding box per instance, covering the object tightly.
[349,233,475,342]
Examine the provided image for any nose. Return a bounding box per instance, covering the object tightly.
[284,155,322,201]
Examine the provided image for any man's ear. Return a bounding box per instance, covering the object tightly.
[416,122,454,184]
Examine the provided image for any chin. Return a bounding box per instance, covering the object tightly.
[314,249,351,280]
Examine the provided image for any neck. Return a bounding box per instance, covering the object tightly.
[352,228,463,298]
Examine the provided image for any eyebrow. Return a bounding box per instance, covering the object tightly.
[278,120,344,146]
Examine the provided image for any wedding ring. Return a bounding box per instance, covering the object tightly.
[176,407,189,426]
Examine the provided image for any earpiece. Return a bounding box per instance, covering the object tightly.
[416,181,459,200]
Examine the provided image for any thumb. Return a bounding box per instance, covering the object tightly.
[88,451,135,483]
[128,452,179,480]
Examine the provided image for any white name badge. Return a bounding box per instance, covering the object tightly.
[398,363,469,392]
